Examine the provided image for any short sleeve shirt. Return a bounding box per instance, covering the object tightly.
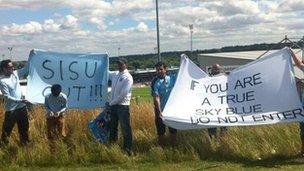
[153,74,176,111]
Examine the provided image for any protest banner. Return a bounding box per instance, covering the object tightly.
[162,48,304,129]
[26,49,108,109]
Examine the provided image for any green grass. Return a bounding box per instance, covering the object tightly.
[132,86,152,102]
[3,158,304,170]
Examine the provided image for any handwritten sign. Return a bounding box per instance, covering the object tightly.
[26,50,108,109]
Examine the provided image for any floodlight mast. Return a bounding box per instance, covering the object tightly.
[155,0,161,62]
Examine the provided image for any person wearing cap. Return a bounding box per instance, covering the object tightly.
[108,57,133,155]
[290,49,304,157]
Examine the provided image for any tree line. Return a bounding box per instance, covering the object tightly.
[11,41,303,71]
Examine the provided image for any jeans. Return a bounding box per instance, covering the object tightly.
[109,105,132,152]
[1,107,29,145]
[154,107,177,135]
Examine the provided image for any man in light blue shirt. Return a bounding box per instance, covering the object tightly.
[152,62,177,146]
[0,59,29,145]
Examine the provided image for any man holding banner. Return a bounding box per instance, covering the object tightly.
[0,59,30,145]
[152,62,177,146]
[207,64,227,139]
[290,49,304,157]
[109,58,133,155]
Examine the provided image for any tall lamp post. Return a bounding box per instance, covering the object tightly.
[8,46,13,60]
[154,47,158,54]
[155,0,161,61]
[118,47,121,57]
[189,24,193,58]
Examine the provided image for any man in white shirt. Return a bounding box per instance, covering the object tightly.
[109,58,133,155]
[0,59,29,145]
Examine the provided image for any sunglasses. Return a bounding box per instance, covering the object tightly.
[6,65,14,69]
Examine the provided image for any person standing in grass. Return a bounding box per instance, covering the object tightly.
[290,49,304,156]
[109,58,133,155]
[152,62,177,146]
[207,64,228,140]
[44,84,67,150]
[0,59,30,146]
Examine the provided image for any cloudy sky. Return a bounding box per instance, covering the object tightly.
[0,0,303,61]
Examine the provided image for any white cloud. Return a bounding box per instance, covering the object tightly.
[43,19,60,32]
[89,17,107,31]
[277,0,304,12]
[0,15,80,36]
[0,0,63,9]
[137,22,148,32]
[111,0,153,15]
[73,30,90,36]
[1,21,42,35]
[64,0,111,11]
[258,1,278,14]
[60,15,78,29]
[206,0,260,16]
[0,0,304,60]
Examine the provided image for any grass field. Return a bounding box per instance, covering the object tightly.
[0,86,304,170]
[132,86,152,102]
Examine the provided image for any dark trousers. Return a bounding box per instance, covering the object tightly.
[1,107,29,145]
[155,107,177,135]
[300,122,304,138]
[109,105,132,151]
[208,127,227,139]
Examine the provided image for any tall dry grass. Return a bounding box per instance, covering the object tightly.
[0,100,301,167]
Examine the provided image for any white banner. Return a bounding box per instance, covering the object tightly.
[163,48,304,130]
[26,50,109,109]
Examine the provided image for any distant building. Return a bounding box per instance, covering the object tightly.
[198,49,304,79]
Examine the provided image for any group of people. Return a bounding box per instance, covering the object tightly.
[0,58,68,150]
[108,58,178,155]
[0,48,304,157]
[94,49,304,155]
[0,56,177,156]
